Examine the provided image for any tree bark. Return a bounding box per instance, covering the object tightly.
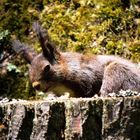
[0,97,140,140]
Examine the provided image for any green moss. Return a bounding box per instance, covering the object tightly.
[40,0,140,62]
[129,41,140,62]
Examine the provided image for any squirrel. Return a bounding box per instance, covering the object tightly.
[11,22,140,97]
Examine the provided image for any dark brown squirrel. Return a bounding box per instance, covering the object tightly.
[12,22,140,97]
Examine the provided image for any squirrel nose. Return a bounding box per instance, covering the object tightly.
[32,81,40,90]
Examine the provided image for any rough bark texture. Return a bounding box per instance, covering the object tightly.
[0,97,140,140]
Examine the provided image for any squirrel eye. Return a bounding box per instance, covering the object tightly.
[44,65,50,73]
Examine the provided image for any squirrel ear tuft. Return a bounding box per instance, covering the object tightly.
[11,40,37,64]
[33,21,61,65]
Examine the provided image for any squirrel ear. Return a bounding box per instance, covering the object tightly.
[11,40,37,64]
[44,65,50,73]
[32,21,60,65]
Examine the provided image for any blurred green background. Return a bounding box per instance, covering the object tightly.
[0,0,140,99]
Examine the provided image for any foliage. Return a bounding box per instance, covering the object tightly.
[0,29,10,51]
[40,0,140,61]
[0,30,9,40]
[0,0,42,39]
[7,63,21,73]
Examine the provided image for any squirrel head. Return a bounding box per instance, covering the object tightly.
[12,22,63,93]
